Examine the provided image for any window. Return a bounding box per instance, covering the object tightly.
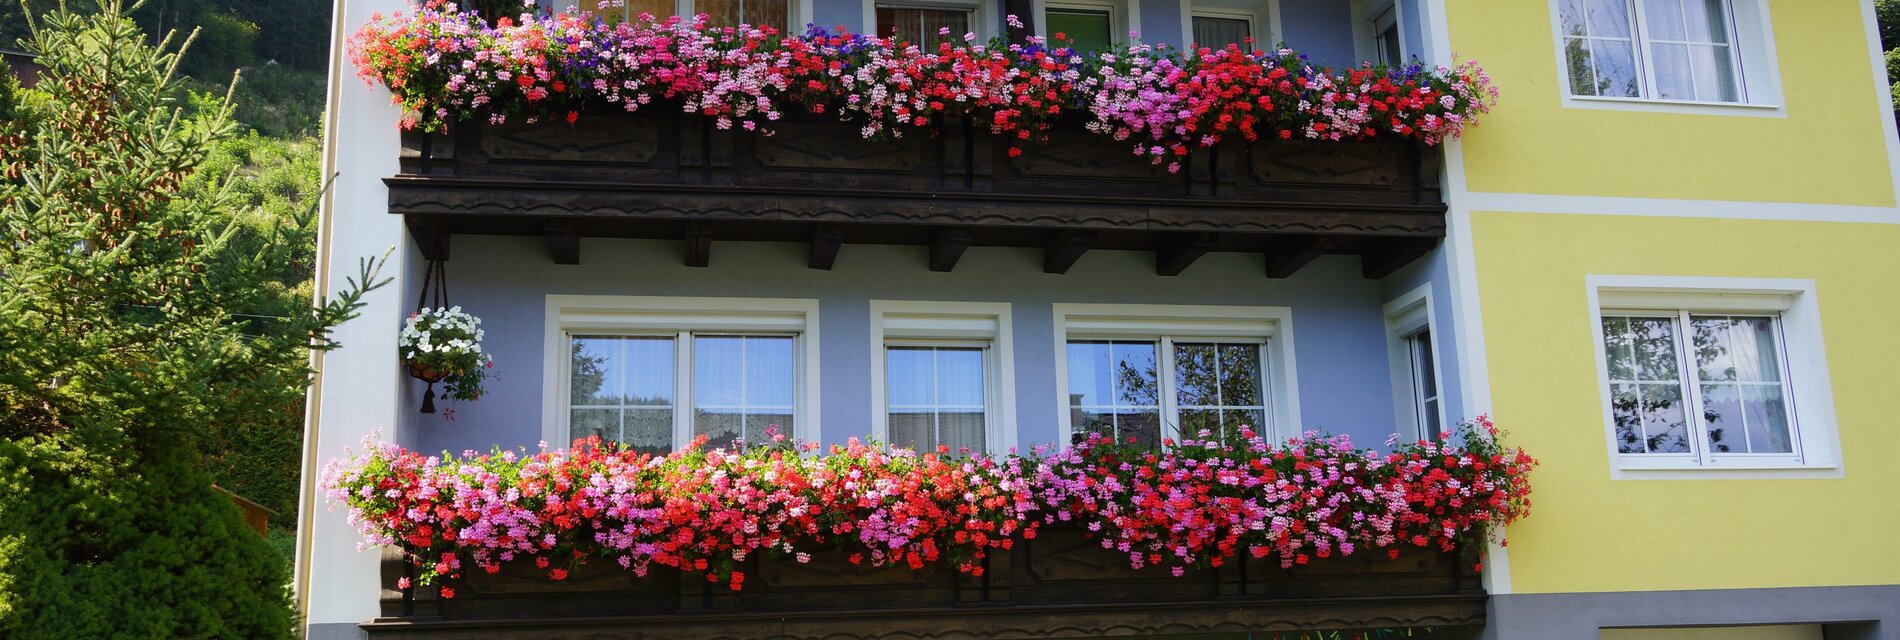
[569,333,795,452]
[1406,329,1442,440]
[870,301,1015,455]
[1372,6,1403,66]
[574,0,793,30]
[544,296,819,452]
[1557,0,1766,104]
[1192,14,1253,50]
[876,5,973,48]
[695,0,790,30]
[1384,285,1445,443]
[1587,277,1841,478]
[1054,304,1298,447]
[1046,6,1113,53]
[887,346,987,452]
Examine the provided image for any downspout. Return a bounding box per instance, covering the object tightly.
[292,0,354,630]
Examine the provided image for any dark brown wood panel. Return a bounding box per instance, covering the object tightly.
[362,524,1484,639]
[388,111,1448,276]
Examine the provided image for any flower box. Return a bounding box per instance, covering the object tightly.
[366,524,1483,639]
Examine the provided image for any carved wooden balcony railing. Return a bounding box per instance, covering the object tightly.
[360,524,1485,639]
[389,109,1446,278]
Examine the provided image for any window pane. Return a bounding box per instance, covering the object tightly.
[1692,316,1780,382]
[1691,44,1739,102]
[1046,9,1112,53]
[571,408,619,445]
[886,346,986,454]
[1680,0,1731,43]
[1580,0,1632,38]
[886,347,933,407]
[1173,343,1219,406]
[1635,383,1692,453]
[1742,385,1793,454]
[694,0,741,26]
[744,336,795,406]
[570,335,676,449]
[1218,343,1263,406]
[1565,38,1601,96]
[1178,408,1221,440]
[624,408,673,455]
[939,411,985,454]
[742,0,789,32]
[1558,0,1591,36]
[1602,316,1681,382]
[1642,0,1687,40]
[1589,37,1642,98]
[1113,342,1159,405]
[1192,16,1251,50]
[936,348,985,406]
[628,0,672,20]
[890,411,932,450]
[1378,23,1402,65]
[1650,42,1696,100]
[1412,331,1437,399]
[694,410,742,449]
[694,336,745,406]
[1118,410,1161,448]
[876,7,970,48]
[693,334,795,446]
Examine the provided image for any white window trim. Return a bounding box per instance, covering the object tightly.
[1052,303,1300,444]
[1347,0,1406,64]
[1548,0,1786,117]
[1035,0,1137,47]
[541,295,822,450]
[1384,284,1446,442]
[865,0,993,43]
[868,301,1017,455]
[1585,276,1842,480]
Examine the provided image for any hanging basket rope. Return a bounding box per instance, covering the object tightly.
[408,259,451,414]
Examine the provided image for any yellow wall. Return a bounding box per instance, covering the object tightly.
[1472,211,1900,593]
[1447,0,1894,206]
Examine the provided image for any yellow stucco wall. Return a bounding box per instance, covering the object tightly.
[1447,0,1894,206]
[1472,211,1900,593]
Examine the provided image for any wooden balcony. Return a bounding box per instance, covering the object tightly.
[359,524,1485,639]
[388,108,1446,278]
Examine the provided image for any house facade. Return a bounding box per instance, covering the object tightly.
[295,0,1900,638]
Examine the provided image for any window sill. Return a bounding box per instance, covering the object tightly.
[1564,95,1785,118]
[1611,461,1842,481]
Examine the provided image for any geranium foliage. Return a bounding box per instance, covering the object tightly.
[347,2,1497,170]
[324,418,1534,597]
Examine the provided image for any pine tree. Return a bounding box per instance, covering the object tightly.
[0,2,385,636]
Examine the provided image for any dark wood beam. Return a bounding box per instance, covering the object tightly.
[1263,235,1333,279]
[543,221,579,265]
[808,225,845,270]
[1042,230,1095,274]
[929,228,973,272]
[406,219,450,261]
[1361,237,1437,279]
[683,222,712,268]
[1155,233,1216,277]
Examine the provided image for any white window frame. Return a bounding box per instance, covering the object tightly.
[1371,3,1402,64]
[1384,284,1446,443]
[1035,0,1135,48]
[1585,276,1842,480]
[542,295,822,450]
[869,301,1017,455]
[866,0,991,43]
[1052,303,1299,445]
[1548,0,1786,116]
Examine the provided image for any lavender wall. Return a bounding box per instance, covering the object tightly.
[1275,0,1356,65]
[403,236,1423,455]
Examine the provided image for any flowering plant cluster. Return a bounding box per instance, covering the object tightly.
[324,418,1532,598]
[399,306,492,401]
[348,2,1496,165]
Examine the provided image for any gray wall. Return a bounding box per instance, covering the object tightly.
[402,236,1423,456]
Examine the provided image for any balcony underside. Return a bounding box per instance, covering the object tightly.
[389,111,1447,278]
[362,527,1485,639]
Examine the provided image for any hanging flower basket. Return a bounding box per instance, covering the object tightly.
[400,306,492,413]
